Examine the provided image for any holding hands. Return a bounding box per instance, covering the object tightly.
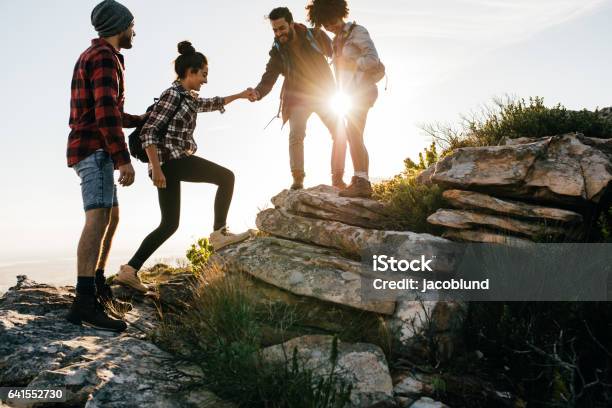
[246,87,260,102]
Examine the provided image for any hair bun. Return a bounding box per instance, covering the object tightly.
[177,41,196,56]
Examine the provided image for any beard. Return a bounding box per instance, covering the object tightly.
[278,28,294,44]
[118,31,133,49]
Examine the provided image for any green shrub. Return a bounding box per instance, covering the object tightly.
[155,267,353,408]
[185,237,214,272]
[373,143,445,233]
[423,96,612,152]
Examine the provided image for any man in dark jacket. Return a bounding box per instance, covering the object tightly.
[250,7,347,190]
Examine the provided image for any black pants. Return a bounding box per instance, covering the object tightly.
[128,155,234,270]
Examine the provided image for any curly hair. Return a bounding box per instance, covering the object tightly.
[306,0,349,27]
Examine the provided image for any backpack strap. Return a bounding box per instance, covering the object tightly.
[333,22,357,58]
[305,28,324,55]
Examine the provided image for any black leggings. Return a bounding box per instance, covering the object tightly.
[128,155,234,270]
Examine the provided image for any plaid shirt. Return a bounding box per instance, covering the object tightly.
[67,38,142,168]
[140,81,225,167]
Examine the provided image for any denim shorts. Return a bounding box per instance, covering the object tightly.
[73,149,118,211]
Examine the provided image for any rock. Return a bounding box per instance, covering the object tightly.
[256,208,458,273]
[0,276,232,408]
[430,138,547,192]
[409,397,449,408]
[442,229,534,246]
[415,165,435,186]
[428,133,612,205]
[394,375,429,398]
[427,209,565,238]
[218,236,395,315]
[262,335,394,408]
[271,185,388,229]
[442,189,582,223]
[389,300,466,361]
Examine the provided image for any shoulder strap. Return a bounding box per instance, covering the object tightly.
[335,22,357,56]
[151,92,184,137]
[306,28,323,55]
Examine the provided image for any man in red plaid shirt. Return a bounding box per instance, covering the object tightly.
[66,0,146,332]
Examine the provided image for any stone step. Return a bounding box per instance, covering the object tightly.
[271,184,388,229]
[218,236,396,315]
[256,207,458,273]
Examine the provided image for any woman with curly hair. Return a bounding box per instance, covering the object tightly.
[306,0,384,198]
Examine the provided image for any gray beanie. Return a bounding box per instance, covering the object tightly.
[91,0,134,38]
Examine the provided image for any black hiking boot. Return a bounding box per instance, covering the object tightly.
[66,294,127,333]
[97,283,133,314]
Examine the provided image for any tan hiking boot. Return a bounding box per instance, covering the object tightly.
[291,170,305,190]
[209,227,252,251]
[339,176,373,198]
[332,173,347,190]
[114,264,148,294]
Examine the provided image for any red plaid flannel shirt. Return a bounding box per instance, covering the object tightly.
[67,38,142,168]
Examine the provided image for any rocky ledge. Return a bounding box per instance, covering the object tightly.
[419,133,612,243]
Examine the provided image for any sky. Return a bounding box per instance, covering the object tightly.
[1,0,611,289]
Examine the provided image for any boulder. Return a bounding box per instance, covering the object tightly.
[424,133,612,205]
[218,236,395,315]
[427,209,565,238]
[442,189,582,223]
[262,335,394,408]
[271,185,388,229]
[256,207,458,273]
[0,276,232,408]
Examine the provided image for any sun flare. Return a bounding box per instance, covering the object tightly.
[330,91,352,116]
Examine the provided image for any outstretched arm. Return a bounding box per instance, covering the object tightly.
[195,88,254,112]
[253,50,283,101]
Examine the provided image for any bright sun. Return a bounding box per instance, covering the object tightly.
[330,91,352,116]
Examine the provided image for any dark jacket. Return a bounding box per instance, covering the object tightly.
[254,23,336,123]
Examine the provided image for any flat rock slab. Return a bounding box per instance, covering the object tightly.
[427,209,565,238]
[425,133,612,205]
[219,236,396,315]
[442,229,534,247]
[0,277,231,408]
[271,185,388,229]
[256,208,458,273]
[443,189,583,223]
[262,335,394,408]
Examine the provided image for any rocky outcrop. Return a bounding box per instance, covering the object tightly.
[220,186,466,364]
[423,133,612,205]
[262,335,394,408]
[419,133,612,243]
[0,276,232,408]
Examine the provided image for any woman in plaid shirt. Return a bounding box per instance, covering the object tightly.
[115,41,254,292]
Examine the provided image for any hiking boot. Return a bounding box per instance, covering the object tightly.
[291,170,304,190]
[339,176,373,198]
[332,173,347,190]
[209,227,251,251]
[66,294,127,333]
[114,264,148,294]
[97,282,133,313]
